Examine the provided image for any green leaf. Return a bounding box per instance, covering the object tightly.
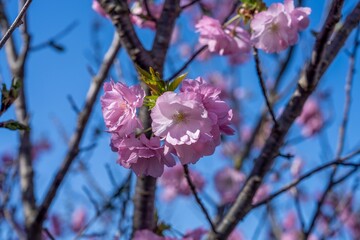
[144,95,159,109]
[135,65,167,95]
[0,120,30,131]
[167,72,187,91]
[156,222,171,233]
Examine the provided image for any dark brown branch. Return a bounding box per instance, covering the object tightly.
[181,0,200,10]
[151,0,180,70]
[35,33,121,225]
[253,47,278,126]
[207,0,349,238]
[98,0,153,69]
[132,175,157,231]
[0,0,32,49]
[183,165,217,234]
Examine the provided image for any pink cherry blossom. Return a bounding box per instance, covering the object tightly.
[195,16,251,57]
[151,78,233,164]
[181,77,234,135]
[215,167,246,204]
[179,43,192,58]
[31,137,51,161]
[290,157,303,177]
[133,230,164,240]
[151,91,214,164]
[296,98,324,137]
[1,152,14,167]
[151,91,212,145]
[221,141,241,159]
[252,184,270,204]
[228,229,244,240]
[92,0,108,18]
[284,0,311,30]
[112,134,175,177]
[130,2,162,29]
[49,214,62,236]
[159,165,205,201]
[283,211,297,230]
[101,80,144,136]
[251,0,310,53]
[71,207,87,232]
[183,228,207,240]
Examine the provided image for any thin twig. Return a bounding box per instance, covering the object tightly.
[253,47,278,126]
[166,2,238,81]
[181,0,200,10]
[43,228,55,240]
[293,188,305,231]
[165,46,206,81]
[30,21,78,51]
[0,0,32,49]
[252,149,360,208]
[67,95,80,114]
[183,164,217,234]
[73,172,132,240]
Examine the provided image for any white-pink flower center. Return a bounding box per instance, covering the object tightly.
[172,111,188,124]
[270,23,279,33]
[118,101,127,110]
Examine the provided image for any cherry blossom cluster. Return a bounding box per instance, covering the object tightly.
[195,0,311,55]
[101,77,234,177]
[93,0,311,58]
[296,98,324,137]
[159,165,205,201]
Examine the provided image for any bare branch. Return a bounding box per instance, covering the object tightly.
[165,46,207,81]
[252,148,360,208]
[151,0,180,70]
[183,165,217,233]
[181,0,200,10]
[35,33,121,225]
[253,47,278,126]
[0,0,32,49]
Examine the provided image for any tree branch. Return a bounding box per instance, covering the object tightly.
[0,0,32,49]
[252,148,360,208]
[183,164,217,233]
[98,0,153,68]
[151,0,180,70]
[207,0,351,238]
[35,33,121,225]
